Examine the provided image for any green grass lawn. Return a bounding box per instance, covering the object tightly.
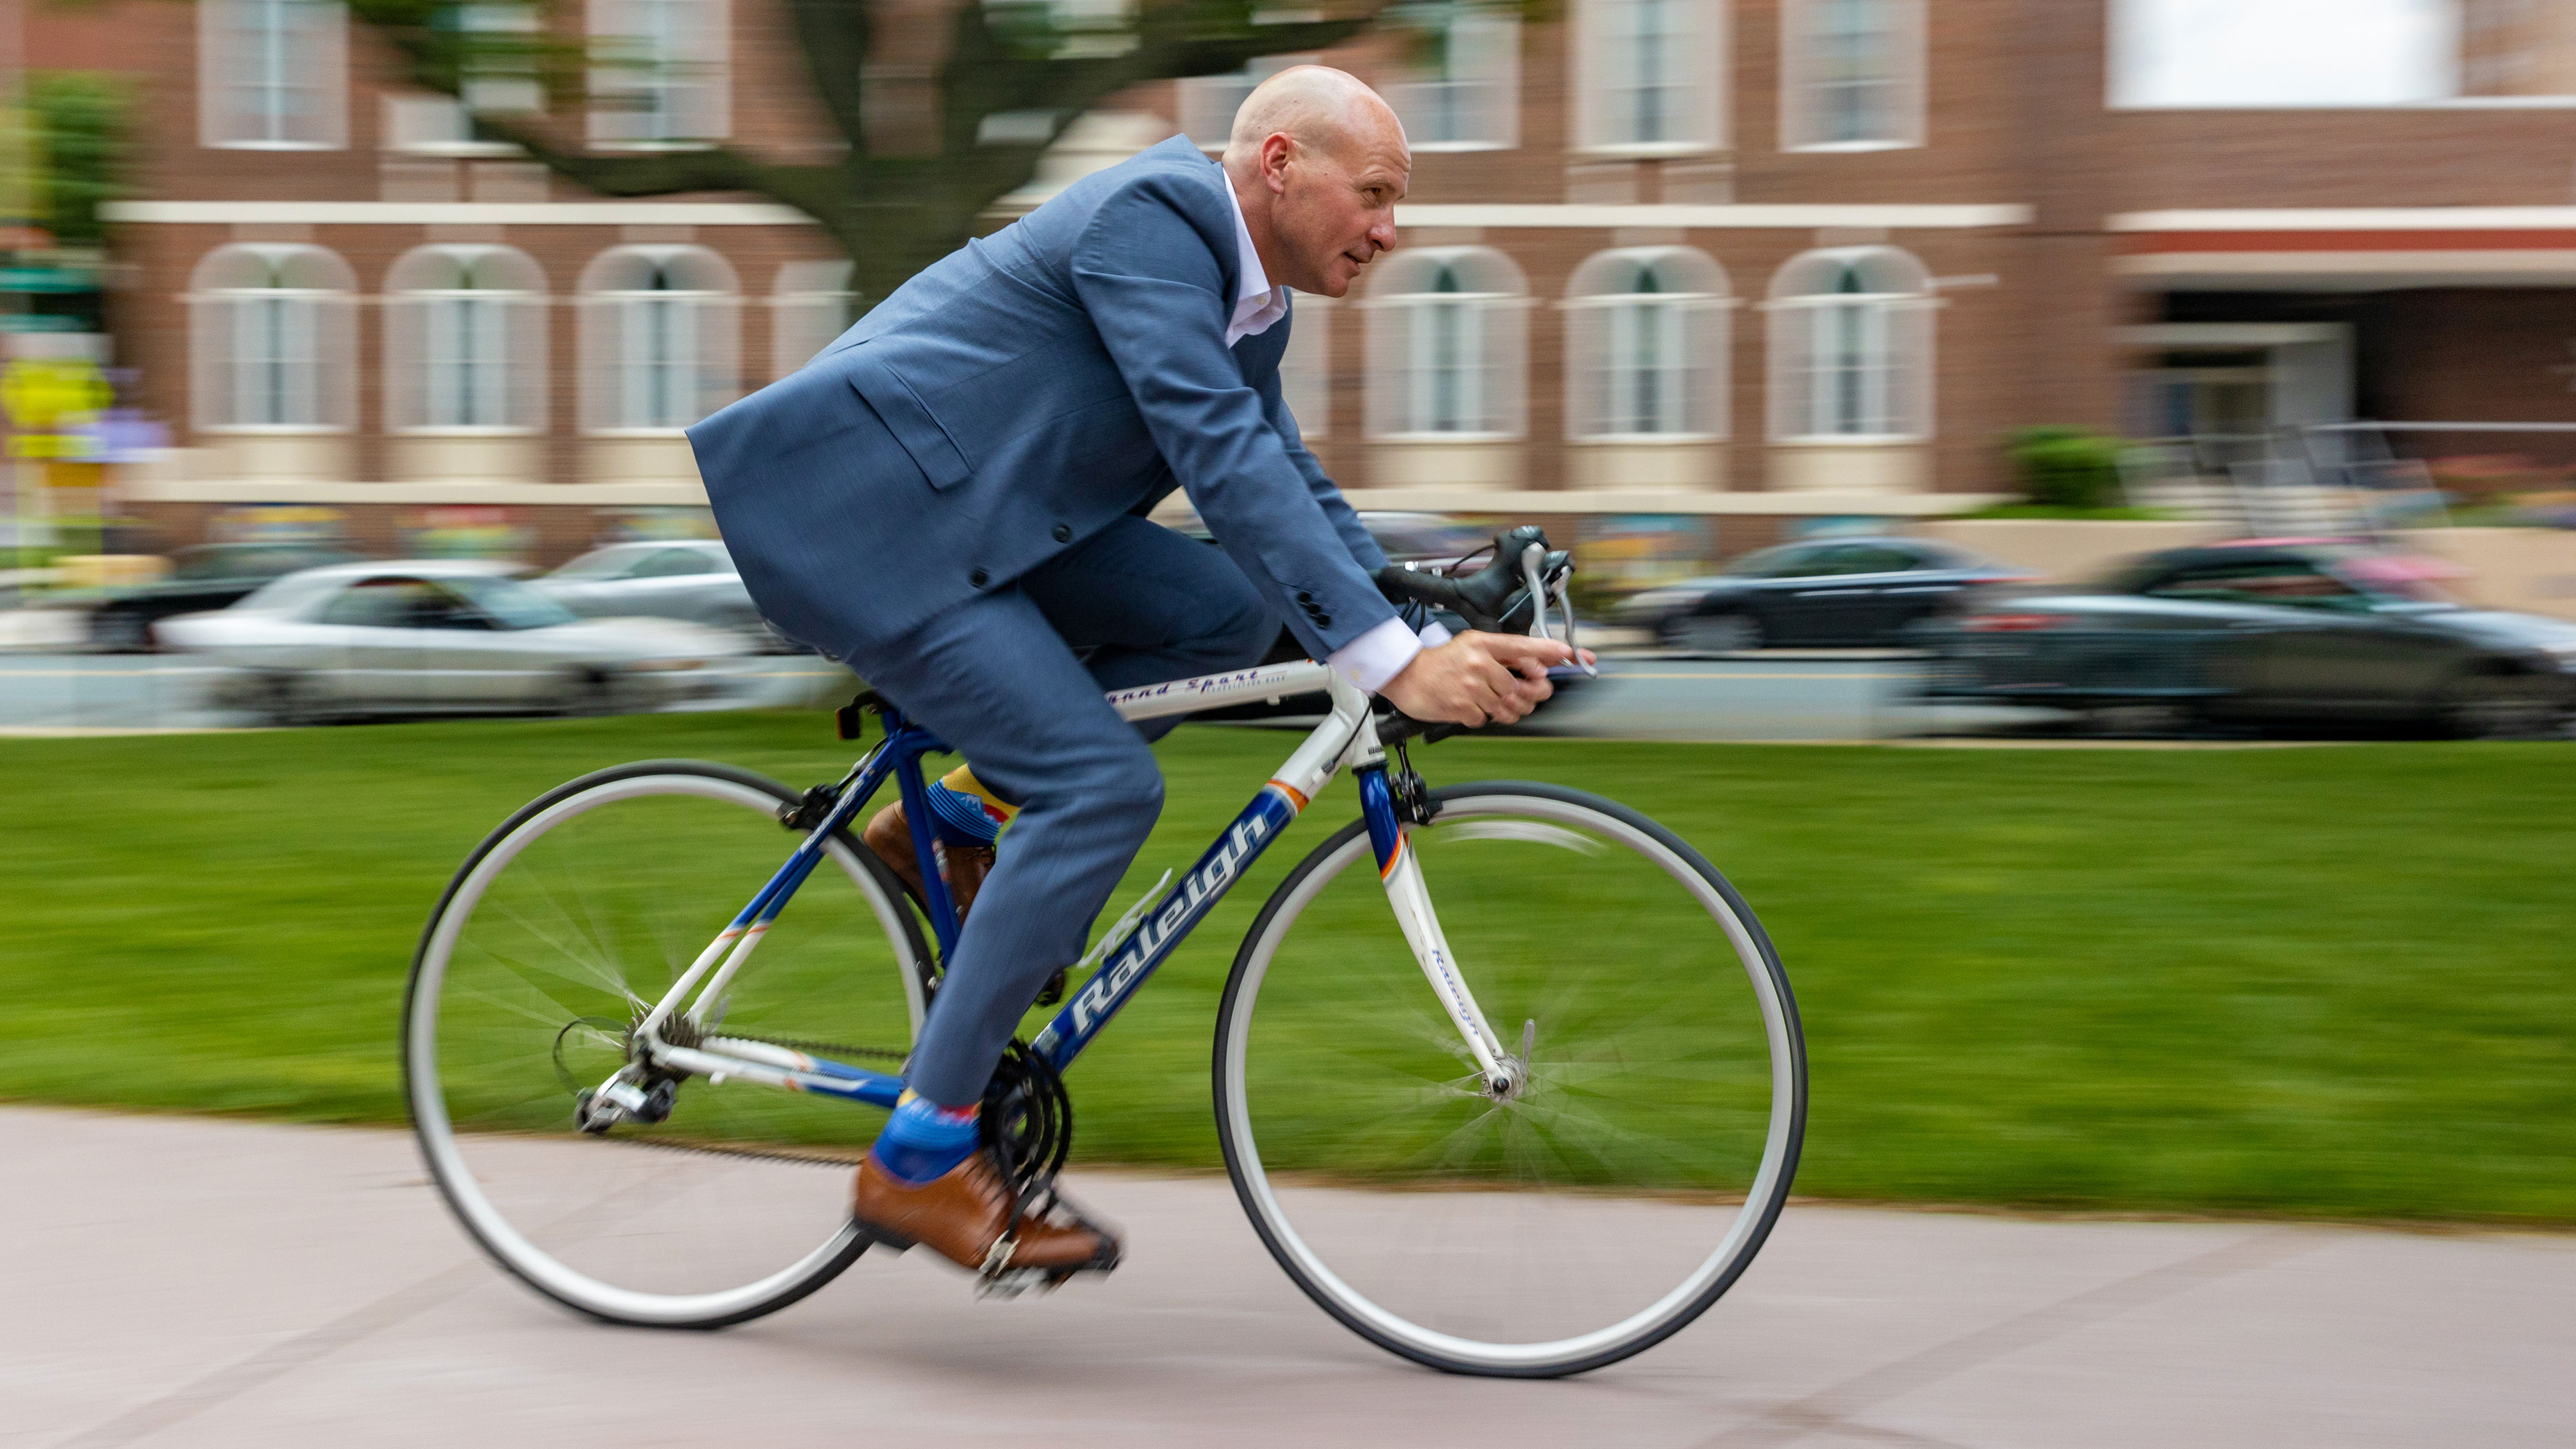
[3,714,2570,1224]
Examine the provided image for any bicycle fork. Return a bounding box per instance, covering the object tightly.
[1357,766,1520,1099]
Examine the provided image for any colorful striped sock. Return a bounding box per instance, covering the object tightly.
[868,1090,981,1185]
[924,765,1015,850]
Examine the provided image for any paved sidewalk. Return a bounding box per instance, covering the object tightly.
[8,1106,2570,1448]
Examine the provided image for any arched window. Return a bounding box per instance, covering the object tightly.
[1779,0,1926,150]
[186,245,357,432]
[1279,290,1332,439]
[1565,247,1730,441]
[588,0,731,147]
[1574,0,1724,155]
[1177,53,1314,150]
[384,246,548,433]
[1386,2,1521,151]
[1363,247,1528,440]
[198,0,348,149]
[578,245,740,432]
[768,258,857,380]
[1766,246,1935,442]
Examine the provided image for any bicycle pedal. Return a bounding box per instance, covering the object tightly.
[974,1267,1058,1301]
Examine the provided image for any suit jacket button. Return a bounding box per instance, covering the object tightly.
[1053,524,1073,543]
[970,568,990,587]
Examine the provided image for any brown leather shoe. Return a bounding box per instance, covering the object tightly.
[860,801,994,923]
[851,1150,1118,1275]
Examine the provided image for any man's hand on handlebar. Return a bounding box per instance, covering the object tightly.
[1380,632,1593,728]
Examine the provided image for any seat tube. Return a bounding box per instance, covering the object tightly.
[1357,765,1510,1088]
[888,727,963,961]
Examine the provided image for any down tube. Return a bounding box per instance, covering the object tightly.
[1030,784,1305,1073]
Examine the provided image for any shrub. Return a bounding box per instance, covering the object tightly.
[2007,427,2127,510]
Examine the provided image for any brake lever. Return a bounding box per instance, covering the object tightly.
[1519,543,1598,679]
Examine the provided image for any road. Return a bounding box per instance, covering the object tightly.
[9,1105,2570,1448]
[0,648,2046,741]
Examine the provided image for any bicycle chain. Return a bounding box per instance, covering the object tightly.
[580,1029,909,1170]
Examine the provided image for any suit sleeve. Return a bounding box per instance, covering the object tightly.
[1069,176,1397,661]
[1257,328,1390,577]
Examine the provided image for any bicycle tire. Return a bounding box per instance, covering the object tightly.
[403,759,933,1329]
[1213,781,1805,1377]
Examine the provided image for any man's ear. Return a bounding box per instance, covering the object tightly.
[1262,132,1296,195]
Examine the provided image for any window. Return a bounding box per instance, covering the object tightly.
[769,259,857,380]
[384,246,548,433]
[589,0,730,148]
[187,245,358,433]
[321,578,438,628]
[1178,52,1316,150]
[1766,247,1935,443]
[1279,291,1332,438]
[1564,247,1730,441]
[1814,542,1917,575]
[1364,247,1528,439]
[633,547,719,577]
[578,245,741,432]
[199,0,348,150]
[1574,0,1724,154]
[2145,560,2368,612]
[1779,0,1924,150]
[1386,2,1521,151]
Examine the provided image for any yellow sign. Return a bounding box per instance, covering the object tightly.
[1,357,114,432]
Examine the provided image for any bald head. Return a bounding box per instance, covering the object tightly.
[1221,66,1408,299]
[1222,64,1406,177]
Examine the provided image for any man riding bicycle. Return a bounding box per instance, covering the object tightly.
[690,66,1576,1281]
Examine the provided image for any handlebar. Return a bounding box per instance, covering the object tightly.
[1372,526,1589,744]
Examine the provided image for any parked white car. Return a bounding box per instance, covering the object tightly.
[159,560,750,722]
[528,540,798,650]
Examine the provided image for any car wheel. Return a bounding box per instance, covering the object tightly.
[2084,702,2195,738]
[2437,669,2567,740]
[556,670,626,718]
[1669,612,1762,657]
[254,672,322,727]
[91,610,156,654]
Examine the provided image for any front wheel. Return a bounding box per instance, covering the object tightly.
[1215,783,1805,1377]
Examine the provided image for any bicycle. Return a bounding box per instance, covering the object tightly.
[402,526,1806,1378]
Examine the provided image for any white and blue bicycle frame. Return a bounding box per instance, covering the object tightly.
[605,662,1528,1123]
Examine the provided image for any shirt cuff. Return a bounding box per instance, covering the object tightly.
[1327,616,1438,694]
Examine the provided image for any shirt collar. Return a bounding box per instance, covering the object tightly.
[1222,175,1290,347]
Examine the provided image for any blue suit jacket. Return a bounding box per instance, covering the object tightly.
[688,135,1396,664]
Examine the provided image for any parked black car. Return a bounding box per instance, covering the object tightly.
[1613,537,2029,652]
[1917,540,2576,737]
[83,542,364,652]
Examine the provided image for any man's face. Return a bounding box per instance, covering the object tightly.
[1267,121,1407,298]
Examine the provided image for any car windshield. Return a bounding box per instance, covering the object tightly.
[447,574,580,630]
[1721,545,1826,578]
[242,572,346,614]
[548,547,647,580]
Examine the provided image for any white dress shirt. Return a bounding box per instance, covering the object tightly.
[1219,177,1435,693]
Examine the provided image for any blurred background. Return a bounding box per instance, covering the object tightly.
[4,4,2573,1439]
[3,0,2575,739]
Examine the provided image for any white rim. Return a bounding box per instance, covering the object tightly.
[409,772,924,1325]
[1220,792,1799,1372]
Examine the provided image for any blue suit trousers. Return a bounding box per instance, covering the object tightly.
[844,516,1276,1106]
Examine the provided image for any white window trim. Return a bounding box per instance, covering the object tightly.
[1571,0,1728,159]
[1372,292,1529,441]
[1388,3,1522,153]
[587,0,733,151]
[1762,290,1939,444]
[1778,0,1926,154]
[1562,292,1739,443]
[198,0,350,152]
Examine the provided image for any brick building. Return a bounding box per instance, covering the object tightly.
[29,0,2576,565]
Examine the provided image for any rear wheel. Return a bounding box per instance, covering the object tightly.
[1669,612,1761,656]
[1215,783,1804,1377]
[404,761,933,1328]
[2438,669,2567,740]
